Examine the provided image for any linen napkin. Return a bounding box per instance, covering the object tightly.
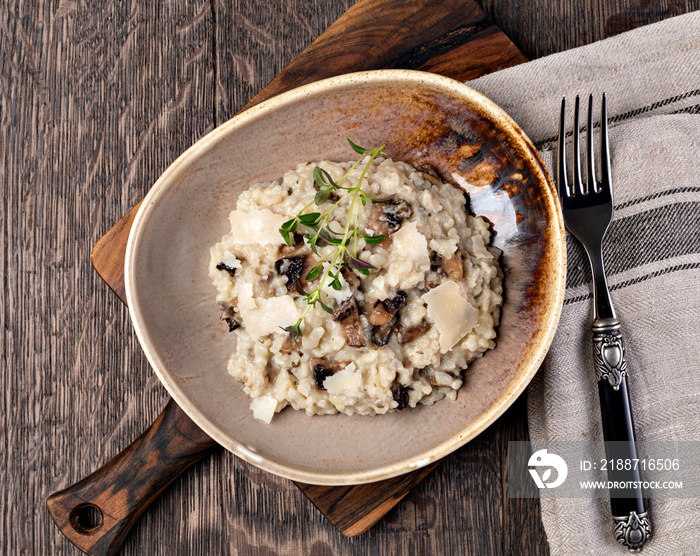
[466,11,700,555]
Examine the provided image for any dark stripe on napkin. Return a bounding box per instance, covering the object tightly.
[565,201,700,289]
[564,262,700,305]
[616,187,700,210]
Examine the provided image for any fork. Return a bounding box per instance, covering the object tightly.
[557,94,651,552]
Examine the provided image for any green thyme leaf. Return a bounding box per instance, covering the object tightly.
[314,189,330,206]
[279,219,298,245]
[308,236,319,255]
[348,256,376,271]
[299,212,321,226]
[280,218,298,231]
[369,194,395,203]
[319,168,341,190]
[306,225,332,247]
[292,277,305,295]
[363,234,385,244]
[313,166,329,189]
[305,266,322,281]
[347,138,368,154]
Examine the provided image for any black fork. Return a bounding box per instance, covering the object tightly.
[558,94,651,552]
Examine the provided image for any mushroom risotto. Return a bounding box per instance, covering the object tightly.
[209,143,503,423]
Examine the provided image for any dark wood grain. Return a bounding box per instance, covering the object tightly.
[500,395,550,555]
[3,0,697,555]
[476,0,700,60]
[47,399,217,556]
[2,1,222,555]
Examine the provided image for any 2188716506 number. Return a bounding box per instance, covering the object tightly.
[597,458,680,471]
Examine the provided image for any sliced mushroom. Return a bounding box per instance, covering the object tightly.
[368,291,407,326]
[429,250,442,272]
[368,291,409,345]
[310,358,349,390]
[430,249,464,282]
[442,250,464,281]
[391,383,411,410]
[371,323,394,346]
[215,262,237,277]
[332,297,357,321]
[369,304,394,327]
[366,198,412,239]
[266,364,280,383]
[274,254,315,292]
[280,334,299,355]
[382,199,412,230]
[341,267,360,291]
[217,299,237,318]
[224,316,240,332]
[395,318,431,344]
[332,297,366,347]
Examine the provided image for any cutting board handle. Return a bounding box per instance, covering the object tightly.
[47,399,218,556]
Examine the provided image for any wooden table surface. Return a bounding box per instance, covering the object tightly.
[2,1,698,555]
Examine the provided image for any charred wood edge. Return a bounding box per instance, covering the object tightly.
[46,399,217,556]
[296,460,441,536]
[85,0,527,542]
[389,17,492,70]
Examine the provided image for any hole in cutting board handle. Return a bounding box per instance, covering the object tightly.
[70,503,103,534]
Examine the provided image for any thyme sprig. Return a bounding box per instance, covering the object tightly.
[279,139,390,340]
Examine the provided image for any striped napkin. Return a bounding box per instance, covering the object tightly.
[467,11,700,555]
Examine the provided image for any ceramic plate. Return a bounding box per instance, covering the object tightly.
[125,70,565,485]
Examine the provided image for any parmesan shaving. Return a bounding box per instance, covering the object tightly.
[250,395,278,424]
[229,209,287,245]
[239,295,301,340]
[423,281,479,353]
[323,363,363,396]
[392,222,430,268]
[221,251,242,269]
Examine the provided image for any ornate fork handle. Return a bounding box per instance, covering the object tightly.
[593,317,651,551]
[593,318,627,389]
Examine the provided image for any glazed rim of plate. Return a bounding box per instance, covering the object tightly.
[125,69,566,485]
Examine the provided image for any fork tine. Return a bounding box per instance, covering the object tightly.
[557,97,569,199]
[587,94,596,193]
[572,95,583,196]
[599,93,612,200]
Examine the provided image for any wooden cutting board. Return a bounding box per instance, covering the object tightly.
[47,0,527,554]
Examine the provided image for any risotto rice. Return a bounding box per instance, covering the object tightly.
[209,153,503,423]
